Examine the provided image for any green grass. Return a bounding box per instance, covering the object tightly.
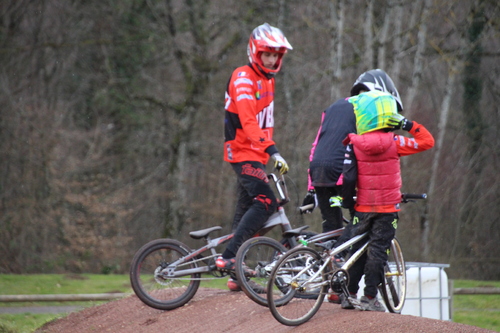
[0,313,61,333]
[0,273,227,332]
[0,274,134,333]
[0,273,131,296]
[0,275,498,333]
[452,280,500,332]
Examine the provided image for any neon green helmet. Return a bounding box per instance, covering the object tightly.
[348,90,398,135]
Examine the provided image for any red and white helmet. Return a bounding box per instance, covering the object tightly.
[247,23,293,77]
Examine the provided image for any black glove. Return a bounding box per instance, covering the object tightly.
[387,113,413,131]
[341,197,355,210]
[301,190,316,214]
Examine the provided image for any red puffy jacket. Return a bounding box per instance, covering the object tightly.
[350,131,402,207]
[343,121,435,212]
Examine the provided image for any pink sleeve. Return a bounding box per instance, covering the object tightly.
[307,112,326,190]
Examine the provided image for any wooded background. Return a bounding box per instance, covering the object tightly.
[1,0,499,279]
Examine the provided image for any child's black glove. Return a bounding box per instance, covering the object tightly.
[300,190,316,214]
[388,113,413,131]
[341,197,355,210]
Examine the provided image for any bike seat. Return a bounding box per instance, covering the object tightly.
[282,225,310,238]
[189,226,222,239]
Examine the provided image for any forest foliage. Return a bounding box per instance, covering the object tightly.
[0,0,499,279]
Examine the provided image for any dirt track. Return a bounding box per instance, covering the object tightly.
[36,288,495,333]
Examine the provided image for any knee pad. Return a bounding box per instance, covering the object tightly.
[253,194,278,213]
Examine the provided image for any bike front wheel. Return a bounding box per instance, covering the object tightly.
[234,236,288,307]
[267,246,327,326]
[380,237,406,313]
[130,239,201,310]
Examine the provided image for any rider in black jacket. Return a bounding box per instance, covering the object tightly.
[302,69,404,233]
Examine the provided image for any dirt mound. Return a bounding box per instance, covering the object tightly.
[36,288,494,333]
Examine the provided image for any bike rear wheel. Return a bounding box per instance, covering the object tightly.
[130,239,201,310]
[380,237,406,313]
[235,236,287,307]
[267,247,327,326]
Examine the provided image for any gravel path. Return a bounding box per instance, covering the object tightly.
[34,288,495,333]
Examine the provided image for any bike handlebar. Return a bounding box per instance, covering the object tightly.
[268,173,290,206]
[297,193,427,212]
[401,193,427,203]
[298,203,314,214]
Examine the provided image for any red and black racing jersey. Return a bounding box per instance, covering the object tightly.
[224,64,278,164]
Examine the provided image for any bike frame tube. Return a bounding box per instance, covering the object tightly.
[340,240,369,271]
[161,173,296,278]
[328,232,369,257]
[306,228,344,243]
[290,232,370,288]
[161,233,233,277]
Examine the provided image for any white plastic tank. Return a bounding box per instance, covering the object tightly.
[356,262,450,320]
[402,263,450,320]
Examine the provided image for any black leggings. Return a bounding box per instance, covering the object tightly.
[314,186,344,233]
[223,161,278,259]
[346,212,398,298]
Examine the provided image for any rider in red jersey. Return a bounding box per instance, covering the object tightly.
[217,23,292,291]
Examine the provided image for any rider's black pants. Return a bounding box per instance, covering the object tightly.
[346,211,398,298]
[222,161,278,259]
[314,186,344,233]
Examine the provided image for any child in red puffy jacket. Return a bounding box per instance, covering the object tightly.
[340,90,434,311]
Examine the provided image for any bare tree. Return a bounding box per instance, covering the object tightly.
[404,0,432,120]
[329,0,345,100]
[423,62,459,259]
[363,0,375,68]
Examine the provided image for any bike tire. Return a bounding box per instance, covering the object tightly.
[235,236,288,307]
[130,238,201,310]
[267,246,327,326]
[379,237,406,313]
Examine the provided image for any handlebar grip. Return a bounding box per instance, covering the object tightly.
[402,193,427,200]
[298,203,314,213]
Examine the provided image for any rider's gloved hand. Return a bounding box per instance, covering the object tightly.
[301,190,317,214]
[387,113,413,131]
[329,196,342,207]
[272,153,289,175]
[341,196,355,210]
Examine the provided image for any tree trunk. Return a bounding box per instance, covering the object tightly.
[377,0,393,70]
[390,0,404,87]
[330,0,345,100]
[455,0,487,263]
[422,62,459,260]
[404,0,432,120]
[363,0,374,68]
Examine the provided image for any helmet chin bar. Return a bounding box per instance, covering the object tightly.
[252,62,276,79]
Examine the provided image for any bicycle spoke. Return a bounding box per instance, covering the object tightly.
[130,239,201,310]
[267,247,327,326]
[235,237,288,307]
[380,238,406,313]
